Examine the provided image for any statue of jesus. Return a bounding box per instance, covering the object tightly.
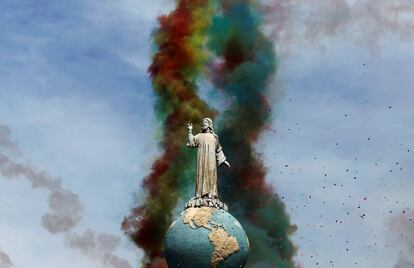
[187,118,230,200]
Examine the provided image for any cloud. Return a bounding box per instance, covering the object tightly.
[0,0,162,101]
[0,1,170,267]
[0,0,413,267]
[0,250,12,268]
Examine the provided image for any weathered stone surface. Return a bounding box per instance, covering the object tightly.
[185,197,228,211]
[183,207,215,230]
[165,208,249,268]
[209,228,240,267]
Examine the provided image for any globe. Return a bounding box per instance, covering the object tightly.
[164,207,250,268]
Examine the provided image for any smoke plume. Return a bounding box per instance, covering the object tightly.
[122,0,216,266]
[0,126,83,233]
[65,229,132,268]
[123,0,414,267]
[207,1,297,266]
[0,250,12,268]
[123,0,297,267]
[388,211,414,267]
[261,0,414,54]
[0,125,132,268]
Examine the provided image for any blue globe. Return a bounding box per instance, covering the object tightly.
[165,207,249,268]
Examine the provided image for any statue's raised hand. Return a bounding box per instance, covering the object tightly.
[187,122,193,132]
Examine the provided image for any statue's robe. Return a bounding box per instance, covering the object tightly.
[188,132,227,198]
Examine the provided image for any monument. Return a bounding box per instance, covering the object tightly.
[164,118,250,268]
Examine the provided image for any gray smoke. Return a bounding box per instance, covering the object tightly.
[65,230,132,268]
[0,126,83,233]
[260,0,414,54]
[0,126,20,157]
[0,250,12,268]
[0,125,132,267]
[388,211,414,267]
[394,257,414,268]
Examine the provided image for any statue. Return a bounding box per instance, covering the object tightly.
[164,117,250,268]
[185,118,230,210]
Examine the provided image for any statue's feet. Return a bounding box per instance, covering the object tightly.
[201,193,218,199]
[185,196,228,211]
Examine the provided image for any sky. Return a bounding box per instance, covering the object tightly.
[0,0,413,268]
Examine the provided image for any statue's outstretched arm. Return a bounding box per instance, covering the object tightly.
[187,122,197,147]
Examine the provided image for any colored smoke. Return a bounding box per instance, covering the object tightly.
[0,125,132,268]
[123,0,297,267]
[122,0,216,265]
[207,1,296,267]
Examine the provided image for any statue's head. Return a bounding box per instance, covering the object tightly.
[202,118,214,132]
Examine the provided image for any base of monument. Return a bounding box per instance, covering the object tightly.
[184,197,228,211]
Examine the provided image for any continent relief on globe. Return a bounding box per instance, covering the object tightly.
[182,207,240,267]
